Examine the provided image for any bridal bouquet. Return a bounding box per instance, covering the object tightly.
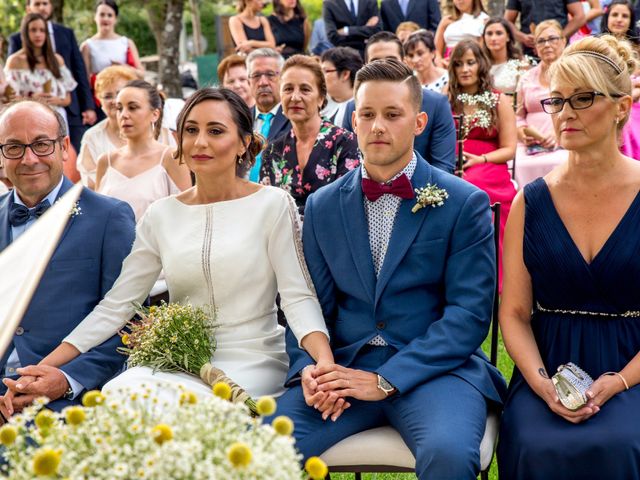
[118,302,257,413]
[0,388,321,479]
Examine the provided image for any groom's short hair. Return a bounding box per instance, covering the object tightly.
[353,58,422,112]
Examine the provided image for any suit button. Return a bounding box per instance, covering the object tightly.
[15,327,24,336]
[376,322,385,330]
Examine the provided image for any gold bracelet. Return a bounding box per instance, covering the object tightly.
[601,371,630,390]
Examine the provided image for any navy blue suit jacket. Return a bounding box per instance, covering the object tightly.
[380,0,441,33]
[323,0,381,55]
[0,178,135,409]
[9,23,95,125]
[252,105,292,142]
[343,88,456,173]
[286,154,506,404]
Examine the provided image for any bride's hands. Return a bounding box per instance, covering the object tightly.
[301,364,351,422]
[585,374,626,409]
[534,378,599,424]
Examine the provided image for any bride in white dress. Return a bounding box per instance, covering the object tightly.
[30,88,334,401]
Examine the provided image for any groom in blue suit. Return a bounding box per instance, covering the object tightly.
[0,100,135,417]
[278,59,506,479]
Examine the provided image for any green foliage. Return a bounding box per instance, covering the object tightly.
[0,0,25,57]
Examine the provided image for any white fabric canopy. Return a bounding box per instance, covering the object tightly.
[0,183,82,359]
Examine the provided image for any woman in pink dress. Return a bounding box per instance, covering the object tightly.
[448,40,517,288]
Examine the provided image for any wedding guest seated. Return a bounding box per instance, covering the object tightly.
[217,54,255,109]
[482,17,528,95]
[448,40,517,288]
[434,0,488,67]
[277,58,506,479]
[229,0,276,55]
[260,55,360,215]
[395,20,420,43]
[600,0,640,160]
[76,65,137,189]
[404,30,448,93]
[246,48,291,181]
[94,80,191,222]
[515,20,570,187]
[320,46,363,126]
[0,100,135,416]
[268,0,310,58]
[343,32,456,173]
[21,87,334,406]
[498,35,640,480]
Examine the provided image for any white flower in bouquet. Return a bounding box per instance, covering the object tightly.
[0,387,302,480]
[456,91,499,139]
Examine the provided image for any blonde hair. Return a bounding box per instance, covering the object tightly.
[549,35,638,130]
[534,19,563,39]
[94,65,138,97]
[396,21,420,36]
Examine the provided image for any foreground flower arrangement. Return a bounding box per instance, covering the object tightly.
[0,385,330,479]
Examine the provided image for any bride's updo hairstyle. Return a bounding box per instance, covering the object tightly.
[548,34,639,131]
[173,87,265,177]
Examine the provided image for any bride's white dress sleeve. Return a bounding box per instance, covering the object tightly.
[64,203,163,353]
[269,193,329,346]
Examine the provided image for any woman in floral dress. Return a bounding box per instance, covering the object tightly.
[260,55,360,215]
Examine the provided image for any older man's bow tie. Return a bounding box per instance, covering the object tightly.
[361,174,414,202]
[8,200,51,227]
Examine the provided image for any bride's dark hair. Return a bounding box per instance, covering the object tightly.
[173,87,264,177]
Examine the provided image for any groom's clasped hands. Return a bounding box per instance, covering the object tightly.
[302,363,389,422]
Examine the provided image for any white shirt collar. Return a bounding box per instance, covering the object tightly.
[361,153,417,182]
[255,103,280,121]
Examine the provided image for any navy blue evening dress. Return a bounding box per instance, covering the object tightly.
[497,177,640,479]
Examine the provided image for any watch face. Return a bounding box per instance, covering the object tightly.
[378,375,393,392]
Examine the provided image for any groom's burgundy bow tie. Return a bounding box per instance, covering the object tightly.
[361,174,414,202]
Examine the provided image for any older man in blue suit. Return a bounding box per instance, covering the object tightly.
[342,32,456,174]
[277,59,506,479]
[0,100,134,417]
[9,0,97,153]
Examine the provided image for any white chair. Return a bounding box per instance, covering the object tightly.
[321,204,503,480]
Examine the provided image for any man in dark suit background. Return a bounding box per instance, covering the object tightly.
[246,48,292,182]
[323,0,382,58]
[9,0,97,154]
[380,0,441,34]
[0,100,135,417]
[342,32,456,174]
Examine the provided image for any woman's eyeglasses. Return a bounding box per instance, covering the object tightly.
[535,35,562,46]
[540,91,621,114]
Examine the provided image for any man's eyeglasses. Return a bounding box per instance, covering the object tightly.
[535,35,562,47]
[248,71,279,81]
[540,91,621,114]
[0,136,64,160]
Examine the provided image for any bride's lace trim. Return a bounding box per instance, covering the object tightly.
[201,205,215,308]
[286,195,316,294]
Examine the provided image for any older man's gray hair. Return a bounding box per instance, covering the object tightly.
[245,48,285,74]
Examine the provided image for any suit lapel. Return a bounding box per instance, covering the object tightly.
[53,177,78,247]
[268,106,288,141]
[0,193,12,252]
[340,170,376,304]
[374,156,432,305]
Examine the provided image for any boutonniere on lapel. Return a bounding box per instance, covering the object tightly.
[412,184,449,213]
[69,201,82,217]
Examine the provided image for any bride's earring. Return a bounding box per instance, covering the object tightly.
[150,121,156,137]
[237,154,243,164]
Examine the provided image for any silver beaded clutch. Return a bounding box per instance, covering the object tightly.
[552,363,594,411]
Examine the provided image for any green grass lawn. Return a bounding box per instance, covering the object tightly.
[329,325,515,480]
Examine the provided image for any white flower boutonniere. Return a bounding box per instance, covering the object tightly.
[412,184,449,213]
[69,201,82,217]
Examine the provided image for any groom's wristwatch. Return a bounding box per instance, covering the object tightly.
[376,374,397,397]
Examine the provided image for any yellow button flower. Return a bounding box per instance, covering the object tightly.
[151,424,173,445]
[34,410,56,431]
[65,407,86,426]
[0,425,18,446]
[256,396,276,416]
[212,382,232,401]
[227,442,252,468]
[82,390,105,408]
[272,415,294,436]
[32,448,62,476]
[179,391,198,405]
[121,334,130,345]
[305,456,328,480]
